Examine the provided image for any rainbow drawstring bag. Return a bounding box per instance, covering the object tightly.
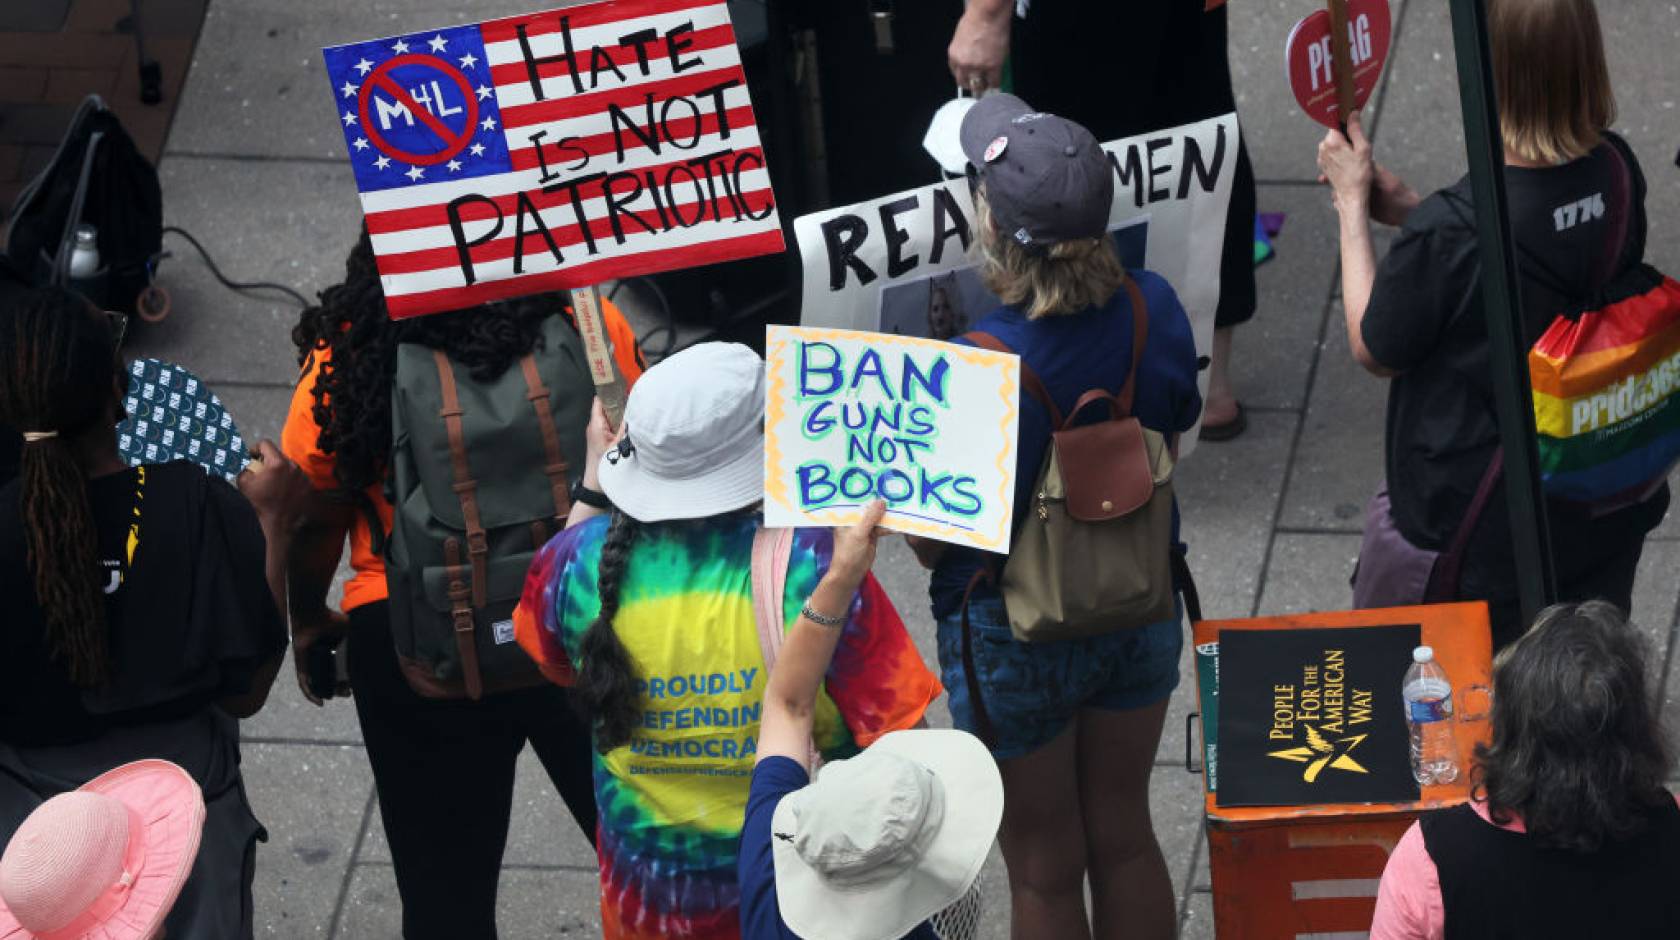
[1530,264,1680,508]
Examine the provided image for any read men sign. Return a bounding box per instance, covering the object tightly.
[323,0,784,318]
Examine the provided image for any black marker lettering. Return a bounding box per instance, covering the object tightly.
[1145,137,1173,202]
[527,130,561,185]
[587,44,626,89]
[665,22,704,73]
[879,195,920,278]
[929,186,971,264]
[602,172,658,243]
[694,79,741,139]
[514,18,581,100]
[608,96,661,162]
[645,169,673,230]
[659,96,703,150]
[543,171,608,255]
[733,151,773,220]
[821,214,877,291]
[445,194,504,285]
[1178,125,1227,198]
[617,27,660,76]
[664,165,704,227]
[1109,145,1145,207]
[512,191,563,273]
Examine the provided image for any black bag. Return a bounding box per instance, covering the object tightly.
[4,95,164,315]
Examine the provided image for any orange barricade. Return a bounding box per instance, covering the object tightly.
[1192,603,1494,938]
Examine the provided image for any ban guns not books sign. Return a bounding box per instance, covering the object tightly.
[322,0,784,319]
[1216,625,1421,807]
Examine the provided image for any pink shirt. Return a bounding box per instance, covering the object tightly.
[1371,793,1680,939]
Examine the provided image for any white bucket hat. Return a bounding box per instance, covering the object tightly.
[596,341,766,523]
[772,730,1003,940]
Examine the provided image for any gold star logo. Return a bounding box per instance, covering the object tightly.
[1267,724,1370,782]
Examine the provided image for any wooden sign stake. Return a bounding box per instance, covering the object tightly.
[1326,0,1359,129]
[569,284,628,428]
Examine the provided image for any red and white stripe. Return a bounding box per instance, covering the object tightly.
[365,0,782,318]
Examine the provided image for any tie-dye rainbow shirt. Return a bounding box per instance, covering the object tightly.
[514,514,941,939]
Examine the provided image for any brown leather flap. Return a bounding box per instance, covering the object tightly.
[1049,416,1159,521]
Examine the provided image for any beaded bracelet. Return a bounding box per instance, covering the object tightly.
[800,602,845,627]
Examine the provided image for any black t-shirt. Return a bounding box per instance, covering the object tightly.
[1363,134,1669,600]
[0,461,286,747]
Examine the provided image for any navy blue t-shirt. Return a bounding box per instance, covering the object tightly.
[929,271,1204,619]
[739,756,939,940]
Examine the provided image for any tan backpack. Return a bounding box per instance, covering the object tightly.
[964,277,1178,644]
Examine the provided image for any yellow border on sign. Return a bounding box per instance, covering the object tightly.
[765,326,1020,551]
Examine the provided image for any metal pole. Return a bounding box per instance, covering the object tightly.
[1447,0,1557,624]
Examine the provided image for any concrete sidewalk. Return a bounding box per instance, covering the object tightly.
[110,0,1680,936]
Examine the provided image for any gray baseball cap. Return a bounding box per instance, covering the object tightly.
[959,93,1112,251]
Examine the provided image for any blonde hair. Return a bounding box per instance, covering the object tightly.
[975,193,1125,320]
[1489,0,1616,165]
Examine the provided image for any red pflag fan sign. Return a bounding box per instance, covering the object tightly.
[1285,0,1392,129]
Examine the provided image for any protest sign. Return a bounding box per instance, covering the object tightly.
[763,326,1020,552]
[793,113,1237,455]
[1217,625,1419,807]
[322,0,785,319]
[1286,0,1392,129]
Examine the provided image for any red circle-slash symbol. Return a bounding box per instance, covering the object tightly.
[357,54,481,167]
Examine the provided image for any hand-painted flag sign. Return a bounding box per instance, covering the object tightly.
[323,0,784,319]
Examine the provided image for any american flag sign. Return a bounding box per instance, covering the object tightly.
[323,0,784,319]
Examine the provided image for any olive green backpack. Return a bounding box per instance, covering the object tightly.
[964,278,1178,643]
[385,314,595,699]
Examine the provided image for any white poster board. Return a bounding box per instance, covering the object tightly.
[794,113,1238,455]
[764,326,1021,551]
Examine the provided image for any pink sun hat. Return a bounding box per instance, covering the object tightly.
[0,760,204,940]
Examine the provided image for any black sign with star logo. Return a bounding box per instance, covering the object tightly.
[1216,625,1421,807]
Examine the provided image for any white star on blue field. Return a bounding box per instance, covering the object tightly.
[323,23,513,193]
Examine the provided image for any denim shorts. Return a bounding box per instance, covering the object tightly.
[934,596,1184,760]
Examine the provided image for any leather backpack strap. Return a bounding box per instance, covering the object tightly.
[966,330,1064,428]
[433,350,489,610]
[518,354,572,525]
[1067,389,1123,423]
[1427,447,1504,603]
[443,536,484,700]
[1116,276,1150,418]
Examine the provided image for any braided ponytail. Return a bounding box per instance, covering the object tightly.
[577,509,644,751]
[0,289,120,686]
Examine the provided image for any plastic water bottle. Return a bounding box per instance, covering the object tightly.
[68,224,100,279]
[1402,646,1459,786]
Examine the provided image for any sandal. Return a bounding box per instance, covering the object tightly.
[1198,402,1247,442]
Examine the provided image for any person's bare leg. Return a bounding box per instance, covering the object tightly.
[1203,326,1240,427]
[997,721,1092,940]
[1079,701,1175,940]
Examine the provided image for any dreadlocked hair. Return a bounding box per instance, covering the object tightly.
[290,228,562,494]
[576,509,644,751]
[0,288,120,686]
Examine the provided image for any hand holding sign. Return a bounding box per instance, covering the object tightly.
[1286,0,1392,130]
[763,326,1020,551]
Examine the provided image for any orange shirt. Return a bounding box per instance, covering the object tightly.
[281,300,645,613]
